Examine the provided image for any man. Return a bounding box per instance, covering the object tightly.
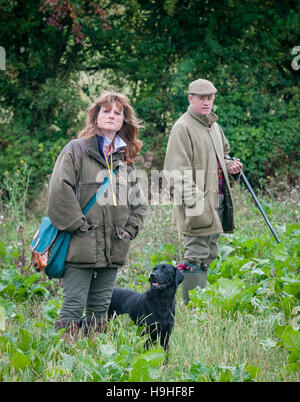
[164,78,243,305]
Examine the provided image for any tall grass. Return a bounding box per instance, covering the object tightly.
[161,303,291,381]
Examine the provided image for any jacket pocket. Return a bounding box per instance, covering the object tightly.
[110,226,131,264]
[184,201,213,229]
[66,230,97,264]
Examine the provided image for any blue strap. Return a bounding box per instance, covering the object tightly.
[82,167,118,215]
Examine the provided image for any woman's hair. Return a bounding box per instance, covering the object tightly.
[78,91,142,165]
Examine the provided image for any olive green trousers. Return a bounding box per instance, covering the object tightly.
[57,265,118,324]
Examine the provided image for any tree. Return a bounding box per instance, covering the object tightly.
[0,0,112,194]
[0,0,299,202]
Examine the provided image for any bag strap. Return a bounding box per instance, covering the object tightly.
[82,167,118,215]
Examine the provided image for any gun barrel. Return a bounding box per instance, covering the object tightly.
[229,156,280,243]
[240,171,280,243]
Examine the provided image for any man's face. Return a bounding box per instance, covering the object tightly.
[188,94,215,115]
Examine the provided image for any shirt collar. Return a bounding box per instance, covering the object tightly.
[97,134,127,157]
[104,135,127,152]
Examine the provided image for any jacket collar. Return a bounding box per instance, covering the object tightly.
[87,135,124,168]
[187,105,218,127]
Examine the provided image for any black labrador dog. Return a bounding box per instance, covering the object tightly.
[108,263,184,352]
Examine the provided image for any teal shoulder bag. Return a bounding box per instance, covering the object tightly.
[30,169,117,278]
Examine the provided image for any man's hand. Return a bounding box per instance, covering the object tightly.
[229,158,243,175]
[124,230,131,239]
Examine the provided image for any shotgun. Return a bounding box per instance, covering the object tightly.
[226,156,280,243]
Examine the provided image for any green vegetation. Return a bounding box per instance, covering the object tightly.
[0,179,299,381]
[1,0,299,201]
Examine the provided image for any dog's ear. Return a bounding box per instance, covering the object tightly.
[174,266,184,286]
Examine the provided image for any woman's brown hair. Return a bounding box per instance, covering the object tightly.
[78,91,142,165]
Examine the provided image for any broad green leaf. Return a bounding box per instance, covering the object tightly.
[130,350,164,381]
[244,363,261,380]
[282,327,300,353]
[11,351,31,370]
[272,244,290,262]
[283,278,300,299]
[17,328,34,352]
[286,361,300,374]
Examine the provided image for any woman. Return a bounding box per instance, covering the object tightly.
[47,91,147,341]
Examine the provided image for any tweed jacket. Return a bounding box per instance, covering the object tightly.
[164,106,236,236]
[47,135,147,268]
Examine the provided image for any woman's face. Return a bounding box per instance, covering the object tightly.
[97,101,124,137]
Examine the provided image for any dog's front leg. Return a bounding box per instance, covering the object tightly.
[160,330,170,352]
[159,331,170,365]
[160,324,173,364]
[143,323,159,350]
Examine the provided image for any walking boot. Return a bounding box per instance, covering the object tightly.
[55,320,80,344]
[81,316,107,340]
[199,263,209,289]
[178,261,209,305]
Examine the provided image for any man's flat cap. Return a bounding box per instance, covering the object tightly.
[188,79,217,95]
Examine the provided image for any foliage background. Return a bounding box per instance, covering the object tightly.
[0,0,299,383]
[0,0,299,202]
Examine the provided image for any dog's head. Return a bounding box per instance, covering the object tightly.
[149,263,184,290]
